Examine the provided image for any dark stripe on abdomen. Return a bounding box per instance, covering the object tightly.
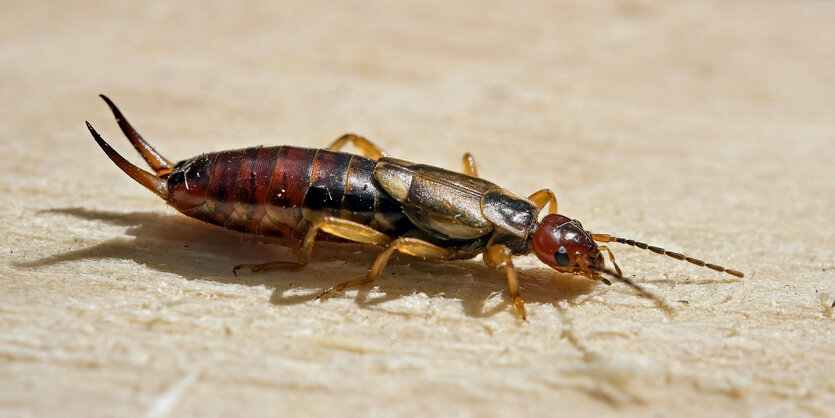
[207,150,245,223]
[247,146,280,206]
[340,156,377,224]
[222,147,263,230]
[303,150,352,214]
[240,147,280,232]
[264,146,316,235]
[166,146,416,239]
[231,146,263,207]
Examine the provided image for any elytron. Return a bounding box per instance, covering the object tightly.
[86,95,743,319]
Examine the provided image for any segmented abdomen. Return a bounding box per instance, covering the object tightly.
[165,146,409,238]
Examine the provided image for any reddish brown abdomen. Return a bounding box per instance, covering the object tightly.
[165,146,409,238]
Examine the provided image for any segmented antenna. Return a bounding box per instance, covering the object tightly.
[591,234,744,278]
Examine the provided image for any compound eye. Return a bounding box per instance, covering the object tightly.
[554,246,570,266]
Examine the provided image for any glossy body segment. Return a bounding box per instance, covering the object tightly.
[340,156,377,224]
[264,146,315,236]
[166,146,412,240]
[373,157,539,255]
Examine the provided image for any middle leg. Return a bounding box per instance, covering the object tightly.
[483,244,527,320]
[320,237,457,297]
[233,216,391,275]
[528,189,558,215]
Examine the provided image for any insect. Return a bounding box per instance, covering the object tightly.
[86,95,744,319]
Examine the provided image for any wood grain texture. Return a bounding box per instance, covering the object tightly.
[1,1,833,416]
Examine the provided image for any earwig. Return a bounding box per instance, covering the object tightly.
[86,95,744,320]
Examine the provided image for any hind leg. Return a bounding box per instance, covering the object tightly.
[462,152,478,177]
[327,134,388,159]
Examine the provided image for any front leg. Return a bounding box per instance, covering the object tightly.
[483,244,527,320]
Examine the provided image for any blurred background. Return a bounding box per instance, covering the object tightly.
[4,1,832,222]
[1,1,833,416]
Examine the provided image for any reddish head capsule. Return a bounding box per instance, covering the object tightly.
[533,214,604,272]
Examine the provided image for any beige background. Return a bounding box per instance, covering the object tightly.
[1,1,833,416]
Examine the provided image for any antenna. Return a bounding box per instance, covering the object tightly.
[591,233,744,278]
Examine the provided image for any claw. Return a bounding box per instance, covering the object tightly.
[317,277,371,299]
[316,288,334,300]
[232,264,256,277]
[513,298,528,320]
[232,261,301,277]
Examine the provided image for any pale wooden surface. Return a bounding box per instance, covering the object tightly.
[1,1,833,417]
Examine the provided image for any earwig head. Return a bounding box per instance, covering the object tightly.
[531,213,743,316]
[532,214,604,272]
[532,213,745,280]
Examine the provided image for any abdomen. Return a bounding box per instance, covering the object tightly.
[165,146,411,238]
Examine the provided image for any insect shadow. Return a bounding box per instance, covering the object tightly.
[20,207,599,318]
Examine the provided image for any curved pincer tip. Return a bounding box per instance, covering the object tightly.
[85,120,169,200]
[85,120,99,136]
[95,94,174,175]
[98,94,122,114]
[86,121,107,148]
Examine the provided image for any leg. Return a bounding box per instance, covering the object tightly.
[483,244,527,320]
[462,152,478,177]
[551,254,611,285]
[573,256,607,282]
[528,189,558,215]
[233,216,391,275]
[597,245,623,278]
[573,249,673,315]
[320,237,456,296]
[327,133,388,159]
